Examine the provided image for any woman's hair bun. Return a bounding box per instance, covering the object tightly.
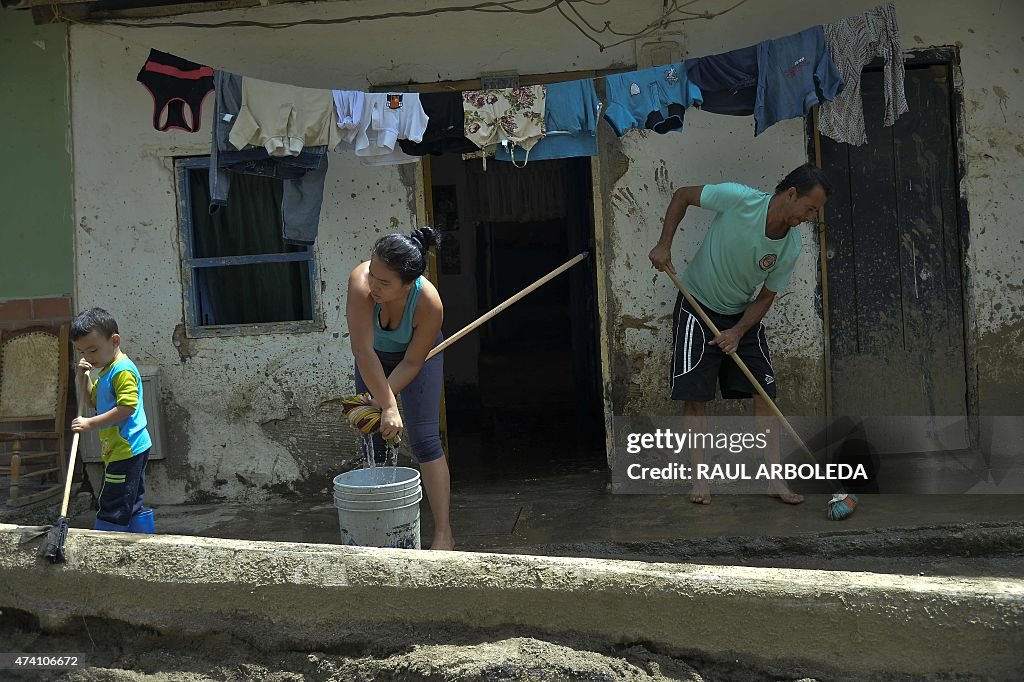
[410,226,441,252]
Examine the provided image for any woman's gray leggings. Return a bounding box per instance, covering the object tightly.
[354,338,444,464]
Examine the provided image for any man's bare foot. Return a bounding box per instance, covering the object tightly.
[768,490,805,505]
[429,531,455,551]
[689,484,711,505]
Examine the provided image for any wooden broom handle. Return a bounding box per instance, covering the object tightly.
[664,270,817,463]
[426,252,589,360]
[59,375,88,517]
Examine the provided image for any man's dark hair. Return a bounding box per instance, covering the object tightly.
[774,163,832,197]
[371,227,442,283]
[71,307,119,341]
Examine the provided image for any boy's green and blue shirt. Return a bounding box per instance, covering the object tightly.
[90,352,152,464]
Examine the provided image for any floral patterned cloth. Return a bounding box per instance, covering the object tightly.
[463,85,547,152]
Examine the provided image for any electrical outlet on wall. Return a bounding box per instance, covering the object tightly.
[636,39,682,69]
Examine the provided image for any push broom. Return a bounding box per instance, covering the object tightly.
[41,380,88,563]
[664,270,859,520]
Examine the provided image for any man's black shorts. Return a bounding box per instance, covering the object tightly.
[670,294,777,401]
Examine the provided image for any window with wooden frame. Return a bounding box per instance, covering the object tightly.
[175,157,322,338]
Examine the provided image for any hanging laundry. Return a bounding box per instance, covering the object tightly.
[278,155,328,246]
[686,46,758,116]
[754,26,845,136]
[211,70,268,211]
[399,92,478,156]
[228,77,339,156]
[209,70,329,247]
[136,49,214,133]
[346,93,429,159]
[332,90,365,140]
[494,79,601,166]
[463,85,547,155]
[603,64,702,136]
[820,2,908,145]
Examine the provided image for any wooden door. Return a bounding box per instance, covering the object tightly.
[819,64,969,449]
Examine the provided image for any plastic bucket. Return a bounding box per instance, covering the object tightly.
[332,467,422,549]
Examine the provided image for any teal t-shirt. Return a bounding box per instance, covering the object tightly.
[373,277,422,352]
[681,182,802,315]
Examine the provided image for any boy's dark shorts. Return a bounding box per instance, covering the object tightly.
[670,294,778,401]
[98,448,150,527]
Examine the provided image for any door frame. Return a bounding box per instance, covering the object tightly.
[806,46,977,431]
[410,105,614,467]
[414,154,614,464]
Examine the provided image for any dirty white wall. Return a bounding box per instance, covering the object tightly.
[70,0,644,503]
[604,0,1024,422]
[70,0,1023,502]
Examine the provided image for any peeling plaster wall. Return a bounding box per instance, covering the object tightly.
[70,1,1022,502]
[599,116,823,420]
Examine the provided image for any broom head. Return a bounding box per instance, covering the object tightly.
[826,493,858,521]
[41,515,69,564]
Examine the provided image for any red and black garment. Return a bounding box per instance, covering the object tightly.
[136,49,214,133]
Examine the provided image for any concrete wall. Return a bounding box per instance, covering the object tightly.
[601,0,1024,423]
[67,0,1023,502]
[2,525,1022,680]
[0,11,73,302]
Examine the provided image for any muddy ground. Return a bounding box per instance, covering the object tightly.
[504,520,1024,579]
[0,610,854,682]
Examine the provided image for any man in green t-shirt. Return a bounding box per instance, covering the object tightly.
[649,164,831,506]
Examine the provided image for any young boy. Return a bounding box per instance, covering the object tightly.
[70,308,155,533]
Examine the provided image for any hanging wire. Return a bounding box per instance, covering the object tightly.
[56,0,751,53]
[557,0,750,50]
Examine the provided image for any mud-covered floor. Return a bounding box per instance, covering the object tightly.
[5,470,1024,577]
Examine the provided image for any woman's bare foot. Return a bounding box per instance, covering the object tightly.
[689,483,711,505]
[429,531,455,550]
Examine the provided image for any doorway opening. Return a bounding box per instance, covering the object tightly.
[427,154,606,480]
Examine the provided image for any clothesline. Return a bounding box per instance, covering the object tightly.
[138,3,905,146]
[129,2,908,245]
